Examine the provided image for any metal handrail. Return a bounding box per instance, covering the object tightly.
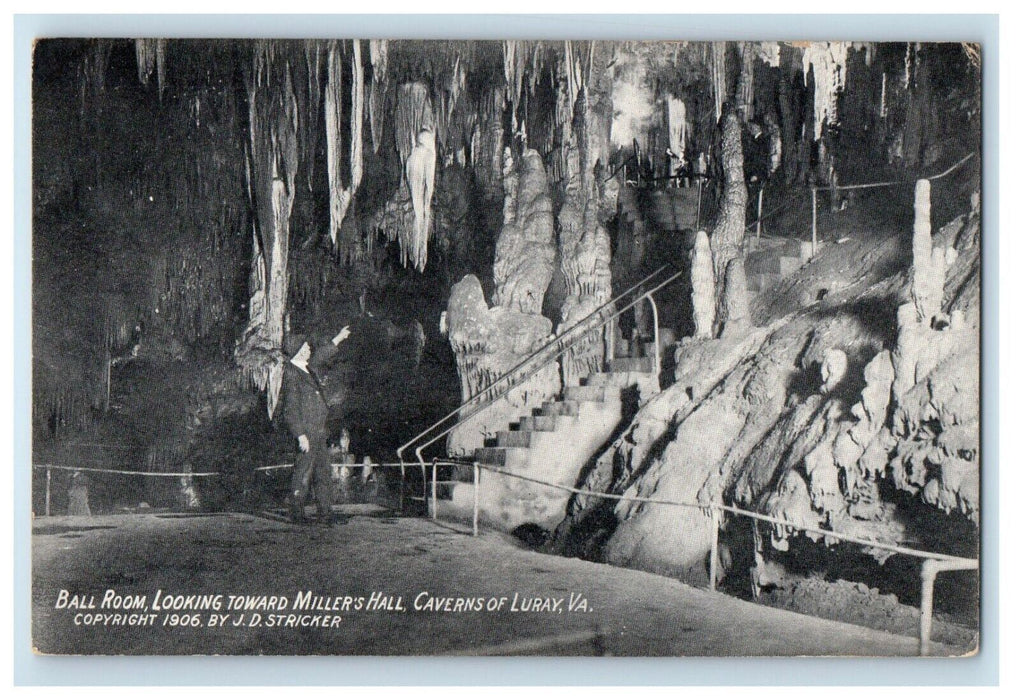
[397,262,687,475]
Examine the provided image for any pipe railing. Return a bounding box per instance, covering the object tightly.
[397,261,687,496]
[447,461,977,656]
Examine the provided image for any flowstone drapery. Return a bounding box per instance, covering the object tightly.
[445,275,559,455]
[377,82,437,272]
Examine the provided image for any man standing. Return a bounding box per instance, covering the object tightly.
[282,326,351,524]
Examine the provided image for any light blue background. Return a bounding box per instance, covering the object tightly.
[13,13,999,686]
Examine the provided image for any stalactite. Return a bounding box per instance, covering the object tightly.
[903,42,914,89]
[711,41,727,123]
[348,41,365,228]
[135,39,158,86]
[503,40,528,136]
[473,87,505,200]
[368,40,388,154]
[156,40,167,100]
[736,41,755,121]
[802,41,850,141]
[394,82,435,178]
[303,40,323,190]
[325,41,347,248]
[404,129,436,272]
[235,41,299,418]
[666,96,687,170]
[757,41,781,68]
[375,82,437,271]
[325,40,365,253]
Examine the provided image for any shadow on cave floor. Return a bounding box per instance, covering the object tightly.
[33,524,116,536]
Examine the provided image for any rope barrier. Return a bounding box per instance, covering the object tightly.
[33,463,220,478]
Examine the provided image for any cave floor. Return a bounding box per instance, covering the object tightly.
[32,511,961,657]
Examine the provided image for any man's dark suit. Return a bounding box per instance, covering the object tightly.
[282,340,340,521]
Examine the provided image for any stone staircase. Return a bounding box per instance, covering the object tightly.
[439,348,665,533]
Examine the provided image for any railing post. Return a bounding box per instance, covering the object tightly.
[696,178,703,230]
[420,461,428,512]
[398,463,405,513]
[646,294,660,381]
[918,559,937,656]
[811,187,818,257]
[756,186,764,240]
[430,460,438,520]
[709,505,720,591]
[45,467,52,517]
[472,463,480,537]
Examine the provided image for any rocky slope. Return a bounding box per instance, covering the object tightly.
[553,181,981,608]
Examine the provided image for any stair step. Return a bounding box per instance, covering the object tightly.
[473,446,530,467]
[497,430,534,448]
[519,415,558,432]
[563,385,619,403]
[540,400,579,417]
[609,357,655,373]
[582,373,612,387]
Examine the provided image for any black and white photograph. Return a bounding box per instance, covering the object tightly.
[29,35,983,658]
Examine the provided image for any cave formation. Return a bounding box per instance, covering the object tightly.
[32,39,981,640]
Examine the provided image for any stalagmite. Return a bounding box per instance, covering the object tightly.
[404,129,437,272]
[690,230,715,339]
[492,149,556,314]
[710,108,747,283]
[718,258,750,339]
[368,40,388,154]
[910,179,946,324]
